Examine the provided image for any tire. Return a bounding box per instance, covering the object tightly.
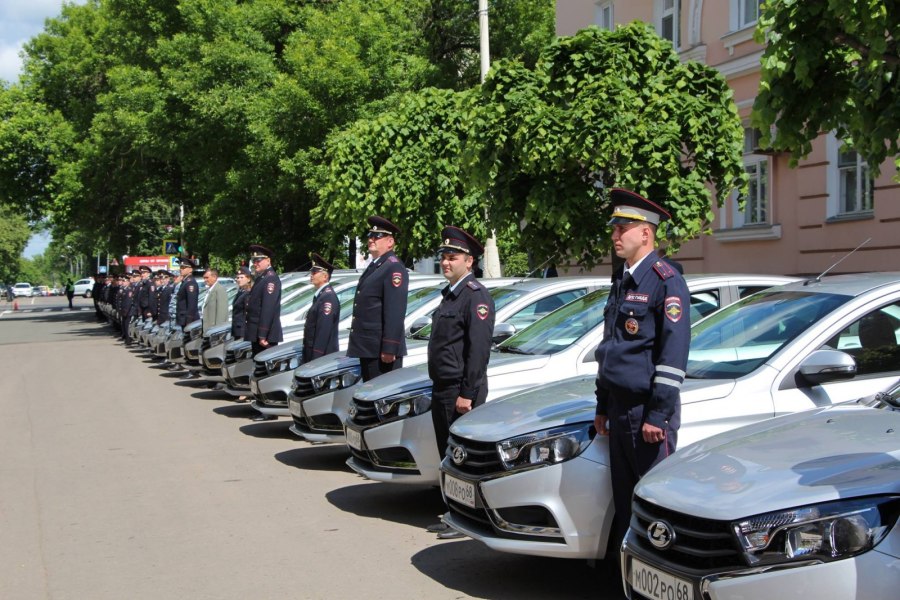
[84,290,92,298]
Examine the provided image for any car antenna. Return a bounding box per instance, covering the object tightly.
[517,253,560,283]
[805,237,871,285]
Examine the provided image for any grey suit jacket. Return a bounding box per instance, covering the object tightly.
[202,282,229,333]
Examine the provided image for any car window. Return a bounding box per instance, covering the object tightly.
[506,289,587,330]
[690,290,720,323]
[497,289,610,356]
[738,285,771,299]
[687,290,851,379]
[406,285,443,314]
[337,285,357,316]
[822,301,900,376]
[490,287,527,312]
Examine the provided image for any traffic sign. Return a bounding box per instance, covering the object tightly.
[163,239,179,255]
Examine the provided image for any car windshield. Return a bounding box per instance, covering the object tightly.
[495,288,610,356]
[687,290,850,379]
[282,287,319,314]
[408,285,530,340]
[407,285,444,314]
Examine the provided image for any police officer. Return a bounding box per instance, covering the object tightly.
[175,258,200,328]
[593,188,690,549]
[346,216,409,381]
[425,227,495,539]
[302,254,340,364]
[120,271,139,343]
[91,274,105,321]
[231,266,252,341]
[154,270,174,325]
[244,244,282,357]
[136,265,155,321]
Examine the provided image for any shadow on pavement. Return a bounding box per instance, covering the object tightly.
[213,404,258,419]
[238,420,296,439]
[173,379,214,389]
[325,482,444,529]
[410,543,608,600]
[190,389,234,401]
[274,445,352,473]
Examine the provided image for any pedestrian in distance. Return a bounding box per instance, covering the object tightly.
[302,254,340,365]
[425,226,495,540]
[593,188,691,552]
[346,216,409,382]
[64,278,75,309]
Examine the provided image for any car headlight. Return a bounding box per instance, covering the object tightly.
[311,366,362,393]
[374,389,432,420]
[268,352,304,373]
[735,497,900,566]
[209,331,229,346]
[497,422,594,470]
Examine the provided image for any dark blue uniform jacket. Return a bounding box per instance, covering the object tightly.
[347,251,408,359]
[245,267,282,344]
[176,276,200,327]
[303,284,340,363]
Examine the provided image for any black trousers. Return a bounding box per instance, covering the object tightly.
[431,383,487,457]
[252,341,277,357]
[607,398,678,548]
[359,356,404,382]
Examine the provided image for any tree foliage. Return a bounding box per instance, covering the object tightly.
[753,0,900,175]
[0,206,32,283]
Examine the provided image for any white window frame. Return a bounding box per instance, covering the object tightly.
[595,1,614,31]
[729,0,762,32]
[825,133,875,219]
[731,127,770,227]
[655,0,681,49]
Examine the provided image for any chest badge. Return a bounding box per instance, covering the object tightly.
[476,304,489,320]
[625,318,639,335]
[391,272,402,287]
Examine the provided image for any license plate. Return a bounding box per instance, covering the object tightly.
[289,397,302,417]
[443,474,477,508]
[630,557,693,600]
[345,427,363,450]
[250,379,259,395]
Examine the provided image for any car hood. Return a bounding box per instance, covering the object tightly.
[451,375,597,442]
[485,352,551,375]
[204,323,231,338]
[636,402,900,521]
[294,351,359,377]
[353,363,433,400]
[680,378,736,403]
[225,339,252,352]
[184,319,202,333]
[254,341,303,362]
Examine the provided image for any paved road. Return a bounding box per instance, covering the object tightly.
[0,297,620,600]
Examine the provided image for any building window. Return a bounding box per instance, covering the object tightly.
[838,146,874,214]
[595,1,614,31]
[656,0,680,48]
[732,127,769,227]
[735,0,761,29]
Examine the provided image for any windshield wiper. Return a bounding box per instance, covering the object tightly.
[874,391,900,409]
[496,345,532,355]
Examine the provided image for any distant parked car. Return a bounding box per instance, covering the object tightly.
[13,283,34,297]
[34,286,50,297]
[73,278,95,297]
[49,287,61,296]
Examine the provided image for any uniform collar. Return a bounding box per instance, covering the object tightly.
[445,272,473,297]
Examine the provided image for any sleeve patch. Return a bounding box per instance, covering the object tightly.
[266,282,275,294]
[322,302,332,315]
[391,272,403,287]
[665,296,683,323]
[188,285,195,292]
[476,303,490,320]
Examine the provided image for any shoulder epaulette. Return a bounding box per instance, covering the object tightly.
[466,280,480,290]
[652,260,677,280]
[387,256,399,263]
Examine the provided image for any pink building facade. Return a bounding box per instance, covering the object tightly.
[556,0,899,276]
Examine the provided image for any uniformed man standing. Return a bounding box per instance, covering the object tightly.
[136,265,155,321]
[175,259,200,328]
[593,188,691,549]
[425,226,495,540]
[154,270,174,325]
[302,254,340,364]
[244,245,282,357]
[346,216,409,381]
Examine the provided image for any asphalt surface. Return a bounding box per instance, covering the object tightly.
[0,296,621,600]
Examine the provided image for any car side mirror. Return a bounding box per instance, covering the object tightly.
[408,316,431,336]
[582,343,599,363]
[798,349,857,385]
[492,322,517,344]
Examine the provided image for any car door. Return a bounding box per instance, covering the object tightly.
[772,297,900,415]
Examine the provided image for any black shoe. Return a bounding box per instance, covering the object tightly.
[426,522,451,533]
[181,372,199,380]
[437,529,465,540]
[251,414,276,422]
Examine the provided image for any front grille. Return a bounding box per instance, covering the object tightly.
[224,349,236,364]
[446,434,503,476]
[349,397,379,427]
[259,390,288,407]
[253,361,268,378]
[201,339,211,352]
[631,496,743,571]
[294,413,343,434]
[292,376,315,398]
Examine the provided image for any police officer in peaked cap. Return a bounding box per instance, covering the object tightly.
[244,244,282,358]
[593,188,691,550]
[175,258,200,328]
[346,216,409,381]
[302,254,340,365]
[426,226,495,539]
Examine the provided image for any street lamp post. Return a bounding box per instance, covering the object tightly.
[479,0,502,278]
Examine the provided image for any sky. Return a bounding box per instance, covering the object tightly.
[3,1,86,257]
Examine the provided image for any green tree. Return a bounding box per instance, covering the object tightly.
[753,0,900,175]
[468,24,746,267]
[0,207,32,283]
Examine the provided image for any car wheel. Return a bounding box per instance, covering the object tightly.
[84,291,92,298]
